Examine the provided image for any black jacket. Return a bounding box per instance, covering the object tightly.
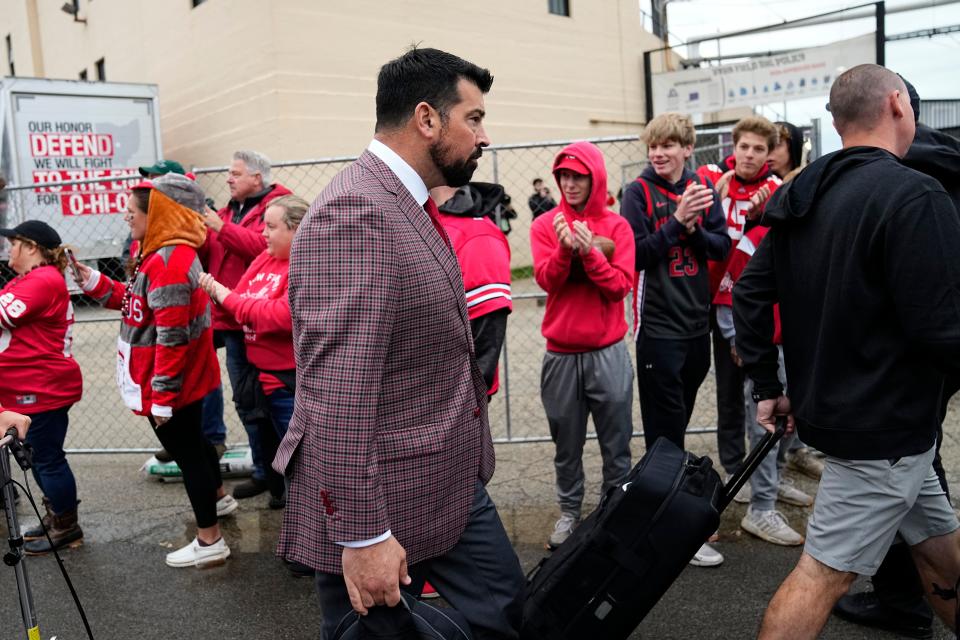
[903,124,960,205]
[622,166,730,338]
[733,146,960,459]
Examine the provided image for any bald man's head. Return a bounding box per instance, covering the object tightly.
[828,64,909,137]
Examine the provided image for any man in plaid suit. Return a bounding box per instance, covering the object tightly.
[274,48,525,639]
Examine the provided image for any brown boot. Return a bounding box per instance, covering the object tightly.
[22,496,54,541]
[24,506,83,554]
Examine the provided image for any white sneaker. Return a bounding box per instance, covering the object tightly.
[786,447,824,479]
[740,506,804,546]
[165,537,231,568]
[689,543,724,567]
[547,513,579,549]
[216,494,238,517]
[724,474,751,504]
[777,478,813,507]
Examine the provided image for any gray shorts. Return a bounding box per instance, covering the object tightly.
[804,444,959,576]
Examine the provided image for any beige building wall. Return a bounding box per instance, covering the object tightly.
[0,0,686,267]
[0,0,660,168]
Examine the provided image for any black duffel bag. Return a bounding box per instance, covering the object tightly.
[332,592,473,640]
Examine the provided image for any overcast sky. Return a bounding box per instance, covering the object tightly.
[649,0,960,151]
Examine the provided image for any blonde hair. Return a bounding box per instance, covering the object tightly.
[268,195,309,230]
[733,115,779,151]
[642,112,696,147]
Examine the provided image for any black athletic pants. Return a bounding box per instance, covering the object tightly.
[711,312,747,474]
[637,331,711,450]
[151,401,222,528]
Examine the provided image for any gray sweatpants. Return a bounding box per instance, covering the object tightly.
[540,340,634,518]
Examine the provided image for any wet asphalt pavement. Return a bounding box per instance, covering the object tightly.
[0,440,954,639]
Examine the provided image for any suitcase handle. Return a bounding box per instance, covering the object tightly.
[717,417,787,513]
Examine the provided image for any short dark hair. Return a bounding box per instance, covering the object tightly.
[829,64,905,136]
[532,178,543,187]
[375,47,493,133]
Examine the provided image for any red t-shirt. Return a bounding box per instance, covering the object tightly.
[0,266,83,413]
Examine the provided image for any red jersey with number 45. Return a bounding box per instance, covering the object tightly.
[697,156,781,297]
[0,265,82,413]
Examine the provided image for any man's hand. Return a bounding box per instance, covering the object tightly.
[675,183,713,228]
[572,220,593,254]
[153,415,170,427]
[553,213,574,251]
[756,395,795,435]
[0,410,31,442]
[714,170,735,201]
[342,535,411,615]
[745,185,772,220]
[202,206,225,233]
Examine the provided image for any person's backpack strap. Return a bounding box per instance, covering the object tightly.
[636,177,655,219]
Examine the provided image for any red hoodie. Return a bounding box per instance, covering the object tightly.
[221,250,293,395]
[530,141,635,353]
[201,183,292,331]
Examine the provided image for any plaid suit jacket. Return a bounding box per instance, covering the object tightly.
[274,150,495,574]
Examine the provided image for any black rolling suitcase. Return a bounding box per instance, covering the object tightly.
[521,424,785,640]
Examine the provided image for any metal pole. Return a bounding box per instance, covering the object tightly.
[490,149,512,440]
[1,443,40,638]
[811,118,822,161]
[876,1,886,65]
[643,50,654,122]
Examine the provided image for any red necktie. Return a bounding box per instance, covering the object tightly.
[424,196,451,249]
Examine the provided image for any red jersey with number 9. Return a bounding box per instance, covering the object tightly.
[0,265,83,413]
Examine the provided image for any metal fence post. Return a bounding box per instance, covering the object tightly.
[490,148,514,440]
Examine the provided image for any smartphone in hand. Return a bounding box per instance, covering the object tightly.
[64,247,83,282]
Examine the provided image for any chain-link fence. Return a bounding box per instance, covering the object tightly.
[0,127,820,451]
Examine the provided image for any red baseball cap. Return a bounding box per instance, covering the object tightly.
[554,153,590,176]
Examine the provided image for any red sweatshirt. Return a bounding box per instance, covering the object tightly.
[84,190,220,417]
[697,156,781,297]
[221,251,293,395]
[530,141,635,353]
[201,183,291,331]
[0,265,82,414]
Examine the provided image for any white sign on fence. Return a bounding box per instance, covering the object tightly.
[651,34,876,115]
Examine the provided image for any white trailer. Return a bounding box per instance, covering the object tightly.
[0,77,162,266]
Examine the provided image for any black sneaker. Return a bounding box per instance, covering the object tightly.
[833,590,933,639]
[232,477,269,500]
[154,448,174,463]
